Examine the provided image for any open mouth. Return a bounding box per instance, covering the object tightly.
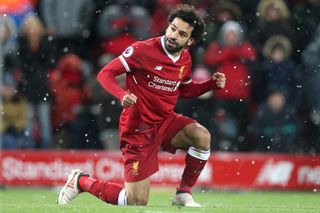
[166,39,177,48]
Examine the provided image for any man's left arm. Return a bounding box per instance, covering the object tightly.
[179,72,226,98]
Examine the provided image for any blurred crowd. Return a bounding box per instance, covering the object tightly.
[0,0,320,154]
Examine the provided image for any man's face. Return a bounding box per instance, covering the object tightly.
[164,17,194,54]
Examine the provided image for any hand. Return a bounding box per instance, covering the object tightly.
[121,93,138,108]
[212,72,226,89]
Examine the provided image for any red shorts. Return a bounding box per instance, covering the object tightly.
[120,113,196,182]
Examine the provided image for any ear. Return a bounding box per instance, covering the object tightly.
[187,38,195,46]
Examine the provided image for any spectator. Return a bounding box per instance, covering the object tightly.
[251,0,297,61]
[18,15,53,149]
[258,35,301,105]
[96,0,150,57]
[248,89,300,153]
[191,0,244,66]
[0,73,34,149]
[204,20,257,151]
[40,0,94,59]
[206,0,243,45]
[49,54,100,149]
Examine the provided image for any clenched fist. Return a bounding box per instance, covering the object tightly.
[121,93,138,108]
[212,72,226,89]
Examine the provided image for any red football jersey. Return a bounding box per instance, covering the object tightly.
[118,36,192,133]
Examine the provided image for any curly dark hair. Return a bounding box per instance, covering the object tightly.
[168,4,206,43]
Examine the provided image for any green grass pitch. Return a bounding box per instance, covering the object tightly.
[1,187,319,213]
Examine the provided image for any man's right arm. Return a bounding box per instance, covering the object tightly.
[97,58,128,103]
[98,42,142,107]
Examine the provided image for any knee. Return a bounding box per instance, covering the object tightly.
[193,126,211,151]
[127,194,148,206]
[200,128,211,150]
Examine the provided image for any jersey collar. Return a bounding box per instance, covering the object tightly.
[160,36,181,63]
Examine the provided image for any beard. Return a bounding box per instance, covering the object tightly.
[164,36,185,54]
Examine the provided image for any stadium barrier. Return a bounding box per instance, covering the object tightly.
[0,150,319,190]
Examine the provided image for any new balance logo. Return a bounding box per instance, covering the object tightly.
[154,66,163,71]
[255,160,294,185]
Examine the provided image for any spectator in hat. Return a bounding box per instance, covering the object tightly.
[257,35,301,105]
[251,0,298,61]
[204,20,257,150]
